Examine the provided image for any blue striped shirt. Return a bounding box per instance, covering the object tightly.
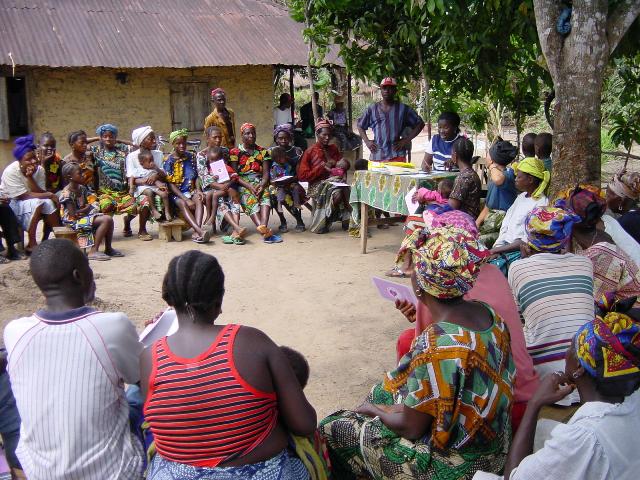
[358,102,422,161]
[426,134,460,171]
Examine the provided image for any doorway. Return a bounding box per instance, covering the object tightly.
[7,77,28,136]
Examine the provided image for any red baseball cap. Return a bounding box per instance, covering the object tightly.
[380,77,397,87]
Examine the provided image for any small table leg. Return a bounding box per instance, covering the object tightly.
[360,202,368,254]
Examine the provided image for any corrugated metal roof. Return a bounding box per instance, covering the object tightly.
[0,0,341,68]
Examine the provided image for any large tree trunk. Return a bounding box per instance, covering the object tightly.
[533,0,640,196]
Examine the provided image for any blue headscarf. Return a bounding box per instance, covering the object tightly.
[96,123,118,137]
[13,135,36,160]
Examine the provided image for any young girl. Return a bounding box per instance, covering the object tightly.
[163,129,210,243]
[201,147,242,227]
[37,132,62,193]
[269,146,306,232]
[59,163,123,261]
[131,149,172,222]
[62,130,96,194]
[421,112,462,172]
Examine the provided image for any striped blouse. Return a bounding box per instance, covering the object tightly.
[144,324,278,467]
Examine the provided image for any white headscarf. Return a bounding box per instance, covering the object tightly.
[131,126,153,146]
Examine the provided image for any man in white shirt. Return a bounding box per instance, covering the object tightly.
[4,239,144,479]
[273,93,294,127]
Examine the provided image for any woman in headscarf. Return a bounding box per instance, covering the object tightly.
[602,171,640,264]
[563,186,640,305]
[508,206,592,406]
[229,123,282,243]
[320,226,515,479]
[489,156,550,275]
[88,124,137,236]
[298,120,351,233]
[0,135,61,253]
[203,88,236,149]
[476,138,519,247]
[163,129,209,244]
[499,294,640,480]
[125,126,164,241]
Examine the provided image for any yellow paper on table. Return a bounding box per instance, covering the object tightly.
[368,161,416,171]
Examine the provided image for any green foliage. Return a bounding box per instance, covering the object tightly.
[601,129,616,165]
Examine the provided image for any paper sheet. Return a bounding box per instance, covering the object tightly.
[209,160,229,182]
[139,309,179,347]
[272,175,293,184]
[372,277,418,306]
[405,187,419,214]
[329,182,350,187]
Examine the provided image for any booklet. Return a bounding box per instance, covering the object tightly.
[138,308,179,347]
[372,277,418,306]
[405,187,419,214]
[272,175,294,184]
[209,160,230,182]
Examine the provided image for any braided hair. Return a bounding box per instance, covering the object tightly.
[67,130,86,146]
[162,251,225,321]
[452,137,475,165]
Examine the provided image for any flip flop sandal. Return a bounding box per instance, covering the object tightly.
[295,224,306,232]
[278,224,289,233]
[123,229,133,238]
[385,267,408,278]
[192,235,206,244]
[263,234,283,244]
[221,235,235,244]
[138,233,153,241]
[105,249,125,257]
[88,252,111,261]
[232,237,246,245]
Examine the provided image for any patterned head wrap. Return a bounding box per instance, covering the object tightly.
[562,185,607,228]
[608,171,640,200]
[273,123,294,138]
[524,206,580,253]
[513,157,550,199]
[401,226,489,299]
[169,128,189,144]
[240,123,256,134]
[315,119,332,133]
[210,87,225,97]
[574,293,640,396]
[95,124,118,137]
[131,126,153,146]
[13,134,36,160]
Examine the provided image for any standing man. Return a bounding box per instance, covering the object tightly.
[357,77,424,162]
[204,88,236,149]
[300,92,323,137]
[273,93,294,128]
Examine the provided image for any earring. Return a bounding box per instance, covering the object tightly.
[572,371,581,379]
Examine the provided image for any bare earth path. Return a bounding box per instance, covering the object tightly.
[0,213,410,419]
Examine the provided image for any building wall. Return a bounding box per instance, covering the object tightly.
[1,65,274,170]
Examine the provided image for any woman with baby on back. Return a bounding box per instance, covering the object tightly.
[140,251,316,478]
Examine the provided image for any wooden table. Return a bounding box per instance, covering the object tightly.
[348,170,458,253]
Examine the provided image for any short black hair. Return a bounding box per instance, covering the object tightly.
[206,146,223,158]
[279,93,290,104]
[30,239,88,291]
[68,130,87,146]
[354,159,368,171]
[61,161,80,180]
[452,137,474,164]
[535,132,553,159]
[40,131,56,144]
[206,125,222,137]
[280,345,310,388]
[438,111,461,129]
[138,148,153,160]
[162,251,225,319]
[270,146,286,160]
[522,133,537,157]
[439,178,454,191]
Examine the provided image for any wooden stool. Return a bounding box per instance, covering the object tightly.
[158,219,186,242]
[53,226,79,244]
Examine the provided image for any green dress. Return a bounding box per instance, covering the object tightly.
[319,304,515,480]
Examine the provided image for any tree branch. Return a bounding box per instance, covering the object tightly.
[607,0,640,54]
[533,0,565,82]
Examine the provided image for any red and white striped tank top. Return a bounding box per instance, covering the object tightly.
[144,324,278,467]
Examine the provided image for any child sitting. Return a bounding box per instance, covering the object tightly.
[201,146,241,227]
[411,178,455,227]
[535,132,553,171]
[270,146,306,232]
[59,163,123,261]
[329,158,350,181]
[130,149,172,222]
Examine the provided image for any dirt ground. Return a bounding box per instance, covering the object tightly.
[0,211,411,420]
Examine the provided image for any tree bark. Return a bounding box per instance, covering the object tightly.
[533,0,640,195]
[305,1,319,124]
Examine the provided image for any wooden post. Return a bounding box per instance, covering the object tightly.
[360,202,368,254]
[289,67,295,122]
[347,72,353,129]
[305,0,319,124]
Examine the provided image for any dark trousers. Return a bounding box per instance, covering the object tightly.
[0,204,21,247]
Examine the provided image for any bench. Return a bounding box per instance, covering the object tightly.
[53,226,79,244]
[158,218,187,242]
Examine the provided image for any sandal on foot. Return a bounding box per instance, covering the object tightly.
[221,235,235,244]
[105,249,125,258]
[385,267,408,278]
[138,233,153,241]
[295,224,306,232]
[263,234,283,244]
[89,252,111,261]
[123,229,133,238]
[278,224,289,233]
[232,236,246,245]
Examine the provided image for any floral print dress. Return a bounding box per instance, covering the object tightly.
[229,144,271,216]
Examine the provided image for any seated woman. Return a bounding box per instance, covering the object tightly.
[602,171,640,265]
[0,200,24,263]
[496,294,640,480]
[489,156,549,274]
[140,250,316,479]
[125,126,161,240]
[298,120,351,234]
[320,225,515,479]
[229,123,282,243]
[88,123,137,236]
[476,138,519,247]
[0,135,60,253]
[421,111,462,172]
[163,129,210,244]
[564,186,640,305]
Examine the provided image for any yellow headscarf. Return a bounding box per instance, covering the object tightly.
[513,157,550,199]
[169,128,189,144]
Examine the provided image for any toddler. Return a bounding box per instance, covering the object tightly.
[329,158,350,181]
[201,147,241,226]
[412,178,454,228]
[130,149,172,221]
[270,147,306,224]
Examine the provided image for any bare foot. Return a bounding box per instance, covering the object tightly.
[151,208,162,221]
